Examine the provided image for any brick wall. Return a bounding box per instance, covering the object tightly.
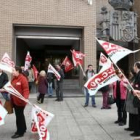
[0,0,96,70]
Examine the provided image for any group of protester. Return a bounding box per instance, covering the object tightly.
[0,62,65,139]
[83,62,140,137]
[0,58,140,138]
[36,64,64,103]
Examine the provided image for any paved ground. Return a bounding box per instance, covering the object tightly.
[0,92,140,140]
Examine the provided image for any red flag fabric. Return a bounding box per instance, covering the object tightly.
[71,50,85,66]
[62,56,74,72]
[32,65,39,81]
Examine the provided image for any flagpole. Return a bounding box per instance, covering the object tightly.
[79,63,86,77]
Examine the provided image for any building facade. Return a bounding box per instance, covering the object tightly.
[0,0,140,86]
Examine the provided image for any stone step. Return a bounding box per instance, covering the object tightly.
[63,79,80,89]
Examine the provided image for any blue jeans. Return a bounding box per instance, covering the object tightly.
[48,83,53,96]
[1,93,10,101]
[85,88,96,105]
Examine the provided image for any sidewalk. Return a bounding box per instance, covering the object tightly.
[0,95,139,140]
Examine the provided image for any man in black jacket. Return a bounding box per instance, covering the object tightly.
[55,64,64,101]
[129,62,140,136]
[0,69,9,100]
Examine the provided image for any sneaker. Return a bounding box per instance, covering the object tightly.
[106,106,111,109]
[37,100,41,104]
[101,107,106,109]
[119,122,125,126]
[92,105,96,108]
[48,95,52,98]
[83,104,88,107]
[114,120,119,124]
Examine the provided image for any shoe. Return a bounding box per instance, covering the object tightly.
[92,105,96,108]
[106,106,111,109]
[118,122,126,126]
[55,99,59,101]
[48,95,52,98]
[11,134,24,139]
[84,104,88,107]
[37,100,41,104]
[130,132,140,137]
[124,128,133,131]
[101,107,106,109]
[114,120,119,124]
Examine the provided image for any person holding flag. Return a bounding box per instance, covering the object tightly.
[10,66,29,139]
[129,62,140,137]
[55,64,64,101]
[83,64,96,107]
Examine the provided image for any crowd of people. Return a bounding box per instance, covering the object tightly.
[83,62,140,137]
[0,62,65,139]
[0,59,140,138]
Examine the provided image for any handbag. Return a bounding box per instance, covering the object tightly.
[133,96,140,108]
[4,101,13,114]
[107,95,115,105]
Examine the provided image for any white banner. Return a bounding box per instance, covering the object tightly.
[31,105,54,140]
[0,104,7,126]
[24,51,32,71]
[0,53,15,73]
[3,82,29,104]
[97,39,140,64]
[47,64,61,81]
[84,64,119,95]
[99,52,111,67]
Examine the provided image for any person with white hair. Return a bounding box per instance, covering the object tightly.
[37,70,47,104]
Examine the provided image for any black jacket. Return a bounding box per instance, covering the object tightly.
[133,71,140,90]
[0,72,8,88]
[57,69,64,83]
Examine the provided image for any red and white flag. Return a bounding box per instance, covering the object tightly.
[33,111,50,140]
[0,104,7,126]
[3,82,29,104]
[32,64,39,81]
[47,64,61,81]
[84,64,119,95]
[62,56,74,72]
[0,53,15,73]
[31,105,54,140]
[99,53,112,68]
[71,50,85,66]
[97,39,140,64]
[24,51,32,71]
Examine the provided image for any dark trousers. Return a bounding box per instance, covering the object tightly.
[56,82,63,100]
[116,99,127,123]
[133,109,140,134]
[13,104,26,135]
[38,93,45,103]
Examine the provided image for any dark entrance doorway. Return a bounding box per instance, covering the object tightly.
[14,26,83,92]
[16,37,80,79]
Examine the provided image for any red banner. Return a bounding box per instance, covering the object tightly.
[32,65,39,81]
[71,50,85,66]
[62,56,74,72]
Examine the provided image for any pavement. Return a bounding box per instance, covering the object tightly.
[0,91,140,140]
